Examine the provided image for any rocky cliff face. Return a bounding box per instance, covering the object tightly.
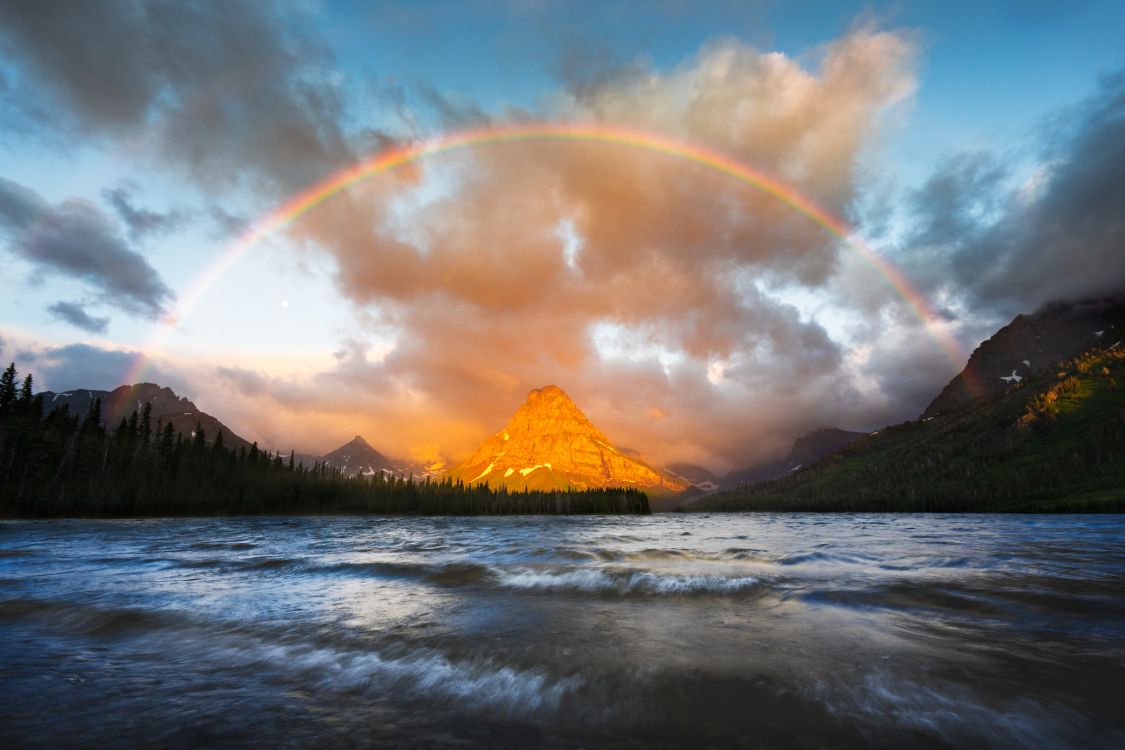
[922,297,1125,418]
[447,385,688,494]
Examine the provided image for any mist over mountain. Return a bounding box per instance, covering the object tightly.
[722,428,868,490]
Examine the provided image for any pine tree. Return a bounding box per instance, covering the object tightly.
[160,421,175,456]
[0,363,17,415]
[140,403,152,445]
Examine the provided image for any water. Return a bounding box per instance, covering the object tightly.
[1,515,1122,749]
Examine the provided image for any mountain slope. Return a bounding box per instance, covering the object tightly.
[722,428,866,489]
[319,435,424,478]
[923,297,1125,418]
[691,343,1125,512]
[39,383,251,450]
[446,385,688,496]
[666,463,722,492]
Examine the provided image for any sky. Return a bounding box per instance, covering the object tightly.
[1,0,1123,472]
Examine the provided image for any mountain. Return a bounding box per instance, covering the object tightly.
[923,297,1125,418]
[691,337,1125,512]
[319,435,423,478]
[722,428,867,490]
[39,383,251,450]
[666,463,722,492]
[446,385,689,498]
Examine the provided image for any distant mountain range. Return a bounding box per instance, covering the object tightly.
[32,296,1124,511]
[37,384,423,478]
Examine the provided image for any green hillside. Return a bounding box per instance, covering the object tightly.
[690,347,1125,513]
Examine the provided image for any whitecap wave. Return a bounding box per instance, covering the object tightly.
[226,640,580,716]
[495,567,760,595]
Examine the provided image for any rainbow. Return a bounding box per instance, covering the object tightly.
[120,122,972,406]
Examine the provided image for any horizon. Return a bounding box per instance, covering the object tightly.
[2,1,1124,473]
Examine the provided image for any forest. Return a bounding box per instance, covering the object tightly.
[0,364,649,517]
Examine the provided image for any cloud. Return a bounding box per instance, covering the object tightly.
[907,152,1009,249]
[206,205,250,239]
[414,80,491,128]
[233,26,920,469]
[46,301,110,334]
[0,0,355,197]
[0,177,175,318]
[0,10,970,470]
[906,67,1125,319]
[102,184,191,241]
[11,342,188,394]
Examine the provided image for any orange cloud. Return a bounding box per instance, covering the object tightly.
[208,27,923,472]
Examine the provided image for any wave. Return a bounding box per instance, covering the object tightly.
[261,643,582,716]
[774,550,877,566]
[0,596,578,718]
[808,669,1109,748]
[161,554,768,598]
[304,558,763,597]
[189,539,258,550]
[494,568,761,596]
[186,539,257,550]
[0,597,190,636]
[614,547,770,564]
[174,556,302,572]
[801,579,1125,619]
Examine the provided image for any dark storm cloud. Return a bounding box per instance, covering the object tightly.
[0,1,158,131]
[908,68,1125,318]
[102,185,191,241]
[15,342,186,393]
[0,0,354,196]
[907,152,1008,248]
[46,301,110,335]
[0,177,174,319]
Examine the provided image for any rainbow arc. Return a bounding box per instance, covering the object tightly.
[117,122,974,416]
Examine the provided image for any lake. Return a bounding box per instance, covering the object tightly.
[1,514,1122,748]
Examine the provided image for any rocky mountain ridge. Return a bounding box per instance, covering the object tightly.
[317,435,428,478]
[38,383,252,451]
[923,297,1124,418]
[446,385,689,496]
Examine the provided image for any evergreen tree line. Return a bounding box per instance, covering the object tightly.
[0,364,650,517]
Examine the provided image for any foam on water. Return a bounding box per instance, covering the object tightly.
[494,567,761,595]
